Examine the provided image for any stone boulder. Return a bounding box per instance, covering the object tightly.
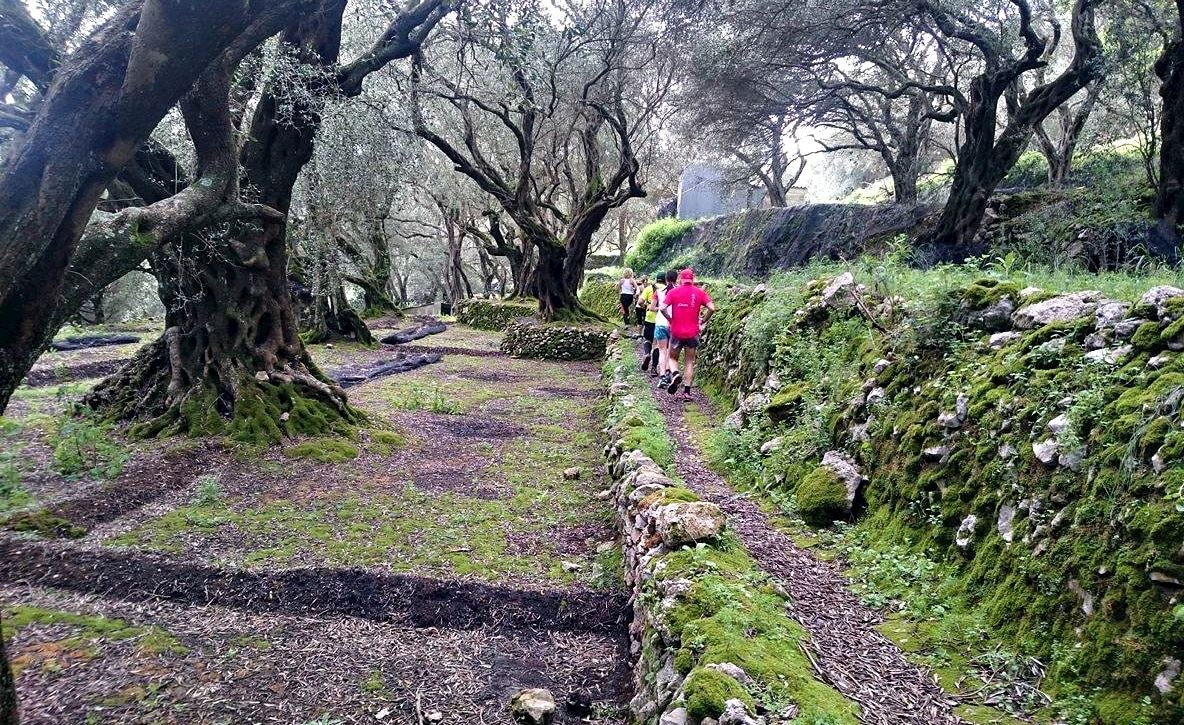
[1095,300,1131,329]
[1012,291,1103,330]
[654,502,726,547]
[820,272,857,309]
[1138,285,1184,320]
[820,450,866,508]
[510,688,556,724]
[965,297,1015,332]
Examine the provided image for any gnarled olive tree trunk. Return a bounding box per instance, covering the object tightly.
[87,217,355,443]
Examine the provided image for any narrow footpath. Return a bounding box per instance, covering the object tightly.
[644,363,964,725]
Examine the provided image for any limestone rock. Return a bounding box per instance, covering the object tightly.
[1058,446,1086,471]
[1013,291,1103,329]
[820,272,857,309]
[967,297,1015,332]
[865,387,887,406]
[510,688,556,724]
[759,437,784,455]
[923,445,949,462]
[1149,353,1174,369]
[998,443,1017,461]
[659,707,688,725]
[1032,439,1058,465]
[1082,332,1108,350]
[563,467,581,480]
[937,394,969,429]
[997,503,1016,543]
[1113,317,1147,339]
[706,662,754,687]
[1094,300,1130,329]
[718,699,763,725]
[1155,657,1181,694]
[820,450,867,507]
[956,514,978,549]
[1138,285,1184,320]
[723,410,743,430]
[988,331,1021,349]
[873,358,892,374]
[1047,414,1071,435]
[655,502,725,547]
[1083,345,1132,365]
[1067,578,1096,616]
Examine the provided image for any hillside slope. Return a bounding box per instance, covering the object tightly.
[689,271,1184,723]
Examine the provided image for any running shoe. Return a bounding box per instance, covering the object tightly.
[666,372,682,394]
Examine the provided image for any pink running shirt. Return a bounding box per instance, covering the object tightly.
[663,284,712,339]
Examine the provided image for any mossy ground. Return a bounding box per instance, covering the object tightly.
[103,329,618,589]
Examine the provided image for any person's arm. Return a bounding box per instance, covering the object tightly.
[701,301,715,326]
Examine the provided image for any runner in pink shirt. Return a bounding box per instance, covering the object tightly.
[659,268,715,401]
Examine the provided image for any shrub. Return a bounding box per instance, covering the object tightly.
[192,475,222,506]
[577,274,620,322]
[795,466,849,528]
[52,414,131,479]
[625,218,694,273]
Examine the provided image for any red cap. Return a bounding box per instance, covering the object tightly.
[678,268,695,283]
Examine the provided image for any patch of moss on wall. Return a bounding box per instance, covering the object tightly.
[454,298,537,331]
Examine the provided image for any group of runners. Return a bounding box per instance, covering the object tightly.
[618,267,715,402]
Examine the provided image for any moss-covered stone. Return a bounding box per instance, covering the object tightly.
[683,666,754,721]
[501,318,609,360]
[796,466,849,527]
[577,275,622,322]
[454,298,537,331]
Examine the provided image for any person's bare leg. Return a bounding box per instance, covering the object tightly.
[657,339,669,374]
[681,348,696,388]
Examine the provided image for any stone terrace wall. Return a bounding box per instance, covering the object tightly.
[600,336,856,725]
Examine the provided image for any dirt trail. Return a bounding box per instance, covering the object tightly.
[645,374,964,724]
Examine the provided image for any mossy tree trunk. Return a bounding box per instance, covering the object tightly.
[535,240,584,321]
[86,219,357,444]
[86,0,448,437]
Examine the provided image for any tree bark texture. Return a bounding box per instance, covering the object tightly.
[1153,5,1184,259]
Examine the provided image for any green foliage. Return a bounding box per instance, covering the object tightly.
[625,218,694,273]
[392,381,461,414]
[368,429,406,455]
[684,666,754,721]
[577,274,622,322]
[0,418,31,513]
[191,474,222,507]
[602,340,675,468]
[52,413,131,479]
